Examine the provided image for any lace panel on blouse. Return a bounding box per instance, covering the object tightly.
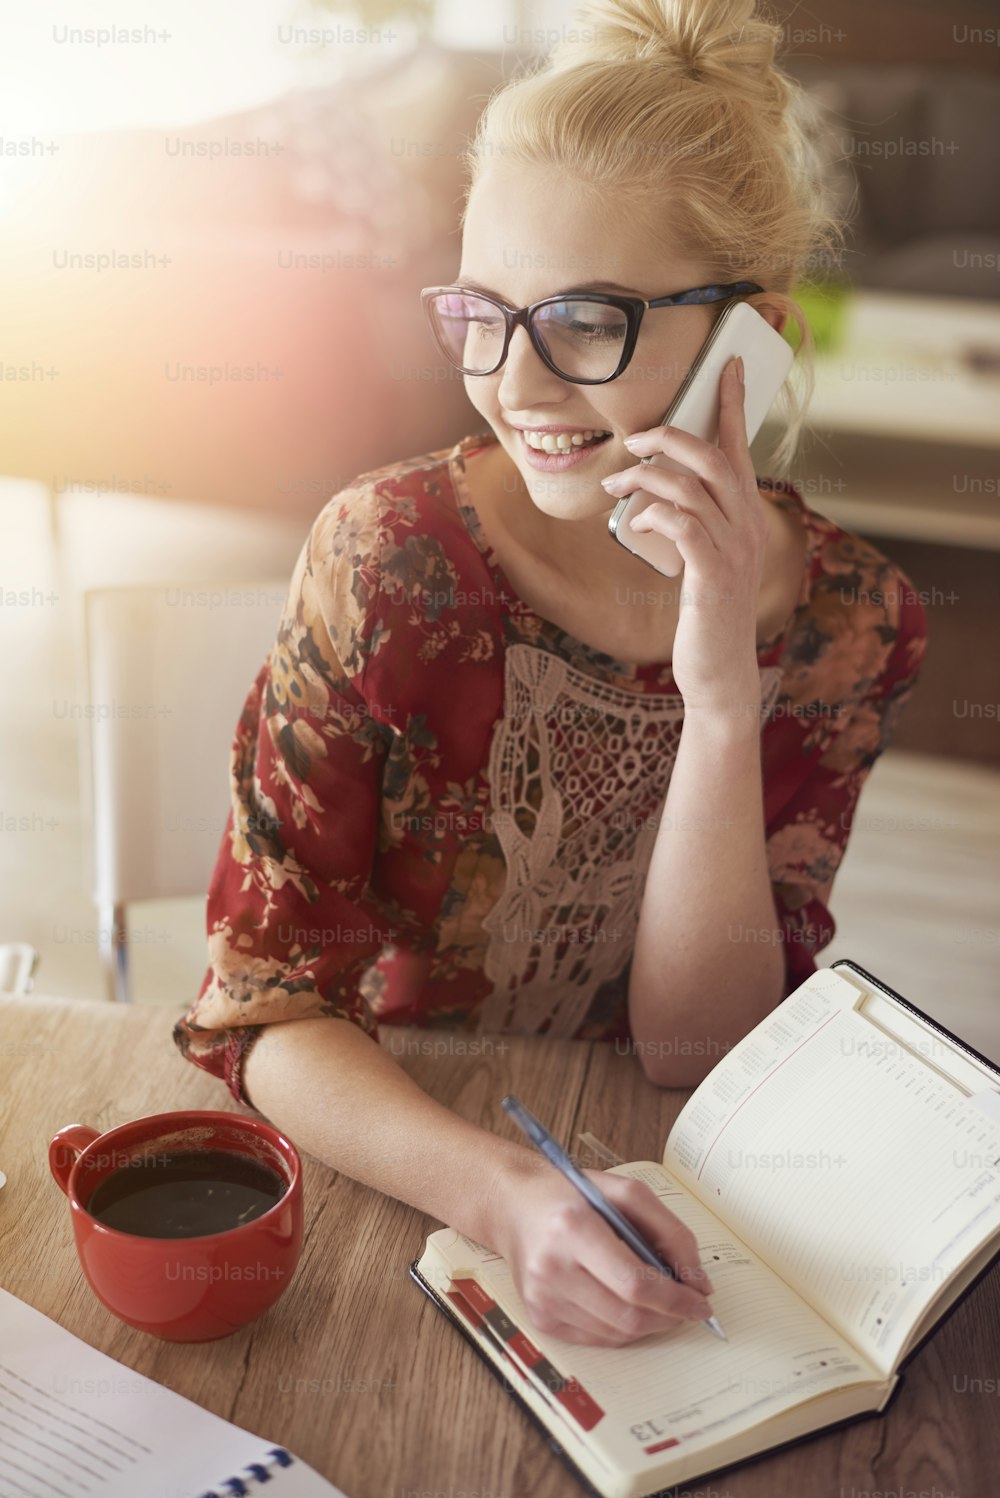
[479,643,784,1036]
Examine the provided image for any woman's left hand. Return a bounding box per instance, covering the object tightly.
[601,356,769,717]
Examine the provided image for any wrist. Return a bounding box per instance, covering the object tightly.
[481,1144,548,1251]
[680,694,764,743]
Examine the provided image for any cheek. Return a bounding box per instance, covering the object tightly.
[600,390,671,440]
[619,355,701,430]
[463,376,494,421]
[639,314,716,404]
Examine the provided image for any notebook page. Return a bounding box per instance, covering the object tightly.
[423,1174,883,1482]
[0,1288,347,1498]
[663,971,1000,1375]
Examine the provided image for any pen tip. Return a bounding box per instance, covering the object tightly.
[706,1316,728,1340]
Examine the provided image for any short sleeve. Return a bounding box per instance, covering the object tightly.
[172,481,408,1108]
[764,573,929,994]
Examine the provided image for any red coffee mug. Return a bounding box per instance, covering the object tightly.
[49,1111,303,1342]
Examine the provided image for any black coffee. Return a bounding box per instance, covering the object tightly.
[86,1148,287,1238]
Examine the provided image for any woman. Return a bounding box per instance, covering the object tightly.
[173,0,926,1347]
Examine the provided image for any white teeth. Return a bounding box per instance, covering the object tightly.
[522,428,610,452]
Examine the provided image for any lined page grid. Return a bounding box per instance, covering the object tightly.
[665,1007,1000,1373]
[0,1361,153,1495]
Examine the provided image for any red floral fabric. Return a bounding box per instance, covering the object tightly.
[172,431,928,1106]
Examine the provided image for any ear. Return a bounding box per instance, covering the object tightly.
[755,304,788,337]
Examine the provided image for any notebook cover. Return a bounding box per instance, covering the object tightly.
[830,957,1000,1080]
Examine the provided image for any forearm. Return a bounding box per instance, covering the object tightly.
[628,708,784,1085]
[242,1015,544,1247]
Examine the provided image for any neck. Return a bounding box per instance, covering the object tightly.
[485,436,686,614]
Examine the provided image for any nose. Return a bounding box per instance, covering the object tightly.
[496,322,568,412]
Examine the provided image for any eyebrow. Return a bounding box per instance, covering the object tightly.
[457,276,639,298]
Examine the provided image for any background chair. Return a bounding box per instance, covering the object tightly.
[81,581,288,1002]
[0,945,40,995]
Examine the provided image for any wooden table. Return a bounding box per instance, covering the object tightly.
[1,994,996,1498]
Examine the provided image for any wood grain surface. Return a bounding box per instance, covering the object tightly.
[0,995,995,1498]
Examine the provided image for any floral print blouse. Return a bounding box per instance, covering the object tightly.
[172,430,928,1107]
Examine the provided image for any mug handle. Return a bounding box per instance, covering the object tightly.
[49,1125,100,1196]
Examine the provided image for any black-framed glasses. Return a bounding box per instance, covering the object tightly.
[420,280,763,385]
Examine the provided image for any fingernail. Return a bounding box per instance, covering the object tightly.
[600,474,624,490]
[736,356,744,386]
[623,431,657,452]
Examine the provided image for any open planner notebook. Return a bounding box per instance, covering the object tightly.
[0,1289,348,1498]
[412,958,1000,1498]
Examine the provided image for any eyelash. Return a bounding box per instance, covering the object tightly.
[566,321,625,342]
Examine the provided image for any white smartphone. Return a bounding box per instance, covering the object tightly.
[607,299,795,577]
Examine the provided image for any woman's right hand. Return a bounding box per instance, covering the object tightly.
[484,1156,717,1347]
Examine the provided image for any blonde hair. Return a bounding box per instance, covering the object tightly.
[459,0,848,477]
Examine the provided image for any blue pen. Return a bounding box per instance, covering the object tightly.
[501,1094,727,1341]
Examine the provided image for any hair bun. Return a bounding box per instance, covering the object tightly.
[548,0,789,119]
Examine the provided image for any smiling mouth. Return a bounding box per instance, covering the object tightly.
[519,428,612,452]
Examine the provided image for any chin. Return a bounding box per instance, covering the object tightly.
[524,480,615,522]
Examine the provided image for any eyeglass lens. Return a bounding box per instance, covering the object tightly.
[427,291,630,381]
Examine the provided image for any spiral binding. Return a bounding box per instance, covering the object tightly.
[198,1445,295,1497]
